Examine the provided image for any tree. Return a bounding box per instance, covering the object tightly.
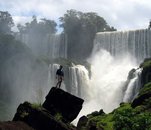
[17,16,57,35]
[0,11,14,34]
[60,9,116,60]
[39,18,57,34]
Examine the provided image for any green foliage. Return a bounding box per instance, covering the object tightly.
[83,103,151,130]
[143,97,151,109]
[87,112,114,130]
[20,112,29,118]
[54,113,63,121]
[0,11,14,34]
[31,103,42,110]
[138,82,151,96]
[60,9,116,34]
[113,103,151,130]
[17,15,57,35]
[140,58,151,68]
[60,9,116,60]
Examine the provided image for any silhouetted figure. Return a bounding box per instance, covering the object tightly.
[55,65,64,88]
[148,20,151,30]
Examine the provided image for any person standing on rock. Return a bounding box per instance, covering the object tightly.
[55,65,64,88]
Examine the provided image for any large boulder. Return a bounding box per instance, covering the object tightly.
[42,87,84,122]
[0,121,34,130]
[13,102,75,130]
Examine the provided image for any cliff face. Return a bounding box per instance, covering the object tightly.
[132,58,151,108]
[77,58,151,130]
[140,58,151,86]
[12,87,83,130]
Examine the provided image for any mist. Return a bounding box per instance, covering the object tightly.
[0,34,49,120]
[73,48,137,124]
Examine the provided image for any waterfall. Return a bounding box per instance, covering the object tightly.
[68,65,89,97]
[15,29,151,123]
[48,64,89,97]
[47,34,67,59]
[94,29,151,63]
[48,64,59,88]
[123,68,142,102]
[73,49,137,124]
[86,49,137,112]
[74,29,151,121]
[16,33,67,59]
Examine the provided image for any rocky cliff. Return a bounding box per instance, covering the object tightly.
[0,87,84,130]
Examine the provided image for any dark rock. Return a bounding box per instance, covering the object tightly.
[77,116,88,130]
[89,125,97,130]
[0,121,34,130]
[128,68,136,79]
[132,82,151,108]
[42,87,84,122]
[13,102,75,130]
[131,93,151,107]
[87,109,105,117]
[140,58,151,86]
[132,59,151,108]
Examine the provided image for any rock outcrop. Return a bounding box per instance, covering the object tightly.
[0,121,34,130]
[11,87,84,130]
[13,102,75,130]
[132,58,151,108]
[140,58,151,86]
[43,87,84,123]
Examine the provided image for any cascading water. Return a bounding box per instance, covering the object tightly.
[14,29,151,124]
[73,49,137,124]
[123,68,142,102]
[47,34,67,59]
[16,33,67,59]
[47,64,89,97]
[94,29,151,63]
[68,65,89,97]
[74,29,151,123]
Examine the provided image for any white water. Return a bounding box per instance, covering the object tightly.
[16,29,149,124]
[86,49,137,112]
[73,49,138,124]
[47,34,67,59]
[94,29,151,63]
[123,68,142,102]
[68,65,89,97]
[47,64,89,97]
[16,33,67,59]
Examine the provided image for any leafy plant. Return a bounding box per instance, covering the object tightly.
[113,104,151,130]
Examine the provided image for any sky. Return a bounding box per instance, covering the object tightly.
[1,0,151,32]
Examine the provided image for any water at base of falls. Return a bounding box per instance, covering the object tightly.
[72,49,140,124]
